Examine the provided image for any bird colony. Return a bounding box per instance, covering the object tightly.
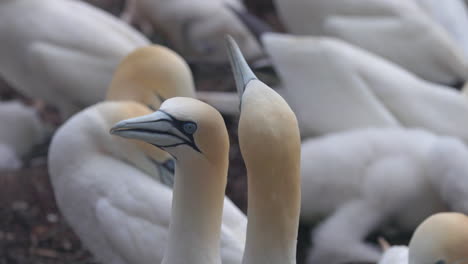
[0,0,467,264]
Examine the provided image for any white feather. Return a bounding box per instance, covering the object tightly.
[0,100,44,169]
[263,34,468,142]
[0,0,149,118]
[300,128,467,264]
[0,144,22,170]
[272,0,468,84]
[413,0,468,58]
[127,0,262,62]
[378,246,408,264]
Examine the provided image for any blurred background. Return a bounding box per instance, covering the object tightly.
[2,0,468,263]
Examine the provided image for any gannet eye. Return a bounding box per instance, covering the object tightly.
[182,122,197,134]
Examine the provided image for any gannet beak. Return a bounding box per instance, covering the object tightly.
[110,110,199,152]
[225,35,258,101]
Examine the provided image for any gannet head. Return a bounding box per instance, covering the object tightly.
[106,45,196,111]
[409,212,468,264]
[226,35,301,159]
[110,97,229,166]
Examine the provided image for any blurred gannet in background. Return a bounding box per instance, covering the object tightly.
[122,0,267,62]
[272,0,468,85]
[378,246,408,264]
[106,45,196,109]
[413,0,468,58]
[111,97,242,264]
[0,101,44,170]
[378,212,468,264]
[226,36,301,264]
[298,128,468,263]
[49,101,247,264]
[263,34,468,141]
[0,0,149,118]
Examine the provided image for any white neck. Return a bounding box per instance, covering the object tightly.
[242,165,300,264]
[162,155,227,264]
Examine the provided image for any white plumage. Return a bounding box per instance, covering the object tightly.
[263,33,468,142]
[300,128,468,264]
[378,246,408,264]
[0,144,22,170]
[0,100,44,170]
[414,0,468,58]
[272,0,468,84]
[0,0,149,118]
[124,0,263,62]
[49,101,246,264]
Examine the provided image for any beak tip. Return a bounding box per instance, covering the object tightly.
[225,34,257,103]
[109,121,127,136]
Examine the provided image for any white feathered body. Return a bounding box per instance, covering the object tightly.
[263,34,468,142]
[0,101,44,169]
[378,246,408,264]
[0,144,22,170]
[301,129,468,264]
[131,0,262,62]
[49,102,246,264]
[0,0,149,118]
[300,129,454,227]
[414,0,468,58]
[273,0,468,84]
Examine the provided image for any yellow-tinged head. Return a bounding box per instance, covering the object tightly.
[110,97,229,168]
[106,45,196,111]
[409,212,468,264]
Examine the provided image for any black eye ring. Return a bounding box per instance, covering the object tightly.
[182,122,197,135]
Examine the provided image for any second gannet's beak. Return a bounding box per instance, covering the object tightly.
[225,35,258,102]
[110,110,200,152]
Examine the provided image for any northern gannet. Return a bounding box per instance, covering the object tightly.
[378,212,468,264]
[0,0,149,118]
[0,101,44,170]
[123,0,266,62]
[298,128,468,263]
[263,33,468,142]
[49,101,246,264]
[226,36,301,264]
[111,97,239,264]
[272,0,468,85]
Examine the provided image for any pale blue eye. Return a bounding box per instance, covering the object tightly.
[183,122,197,134]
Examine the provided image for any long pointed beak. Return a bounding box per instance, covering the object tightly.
[111,110,199,152]
[225,35,258,101]
[110,111,173,137]
[110,111,181,146]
